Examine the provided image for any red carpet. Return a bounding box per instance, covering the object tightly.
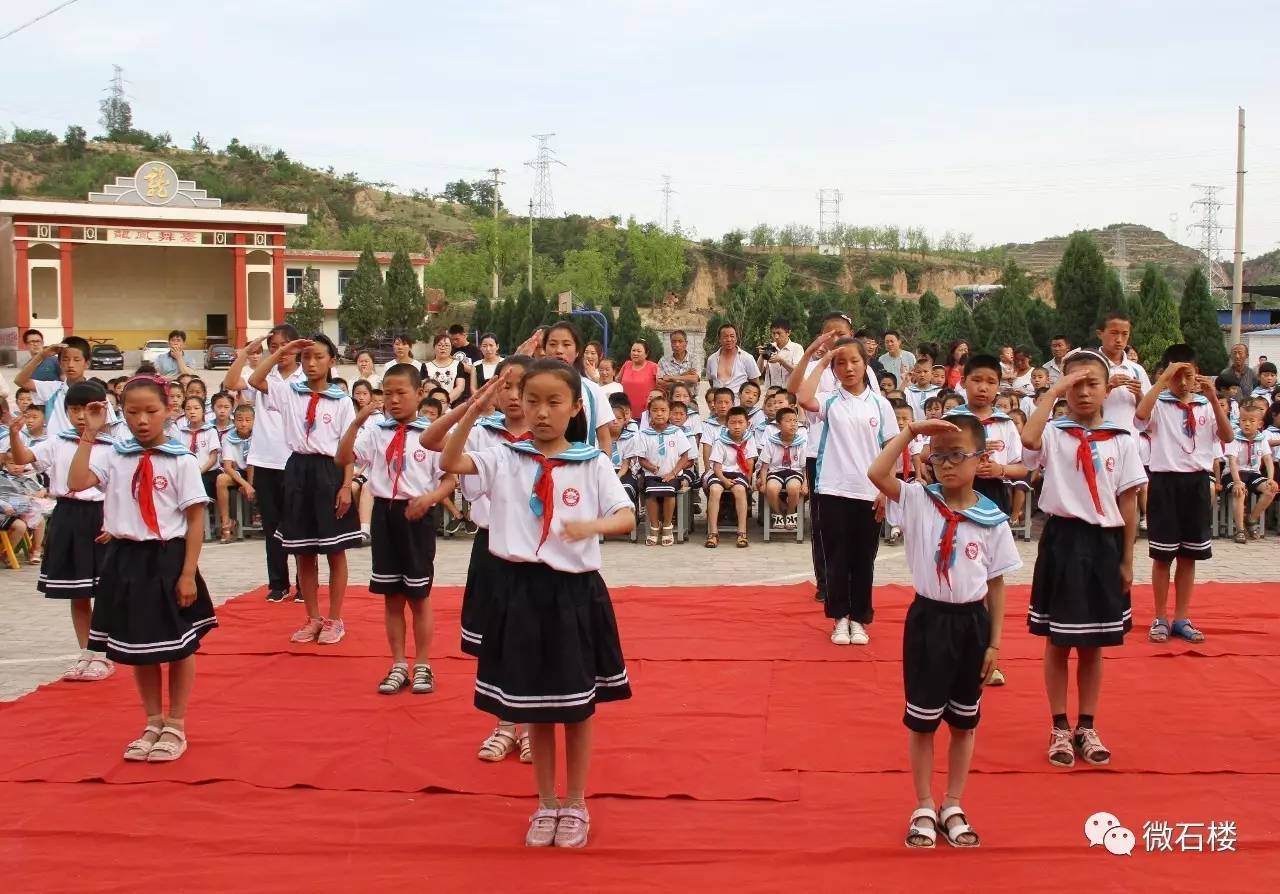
[3,581,1278,891]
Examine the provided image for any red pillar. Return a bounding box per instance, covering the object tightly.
[271,235,285,324]
[58,227,74,334]
[233,234,247,346]
[14,239,30,330]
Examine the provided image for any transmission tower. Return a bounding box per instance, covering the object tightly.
[525,134,565,218]
[817,188,842,248]
[659,175,676,231]
[1188,184,1225,289]
[486,167,504,299]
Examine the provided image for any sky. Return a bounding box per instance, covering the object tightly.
[3,0,1280,258]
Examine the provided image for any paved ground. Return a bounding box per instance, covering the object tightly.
[3,520,1276,701]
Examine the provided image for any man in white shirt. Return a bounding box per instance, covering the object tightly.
[759,319,805,390]
[705,323,761,395]
[657,329,700,390]
[878,330,916,391]
[1043,336,1072,385]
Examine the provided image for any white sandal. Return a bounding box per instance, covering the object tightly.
[905,807,938,848]
[660,524,675,546]
[147,725,188,763]
[79,657,114,682]
[518,728,533,763]
[478,726,517,762]
[63,656,91,681]
[123,724,163,761]
[939,804,980,848]
[645,525,659,546]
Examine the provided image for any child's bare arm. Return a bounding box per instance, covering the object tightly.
[982,576,1006,680]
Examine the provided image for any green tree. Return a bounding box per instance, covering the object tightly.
[1131,264,1180,374]
[749,223,776,247]
[612,292,644,362]
[705,313,727,349]
[639,326,666,362]
[63,125,86,159]
[98,85,133,140]
[859,286,889,335]
[971,299,999,354]
[1096,269,1128,331]
[1054,232,1109,348]
[471,292,493,338]
[933,301,976,350]
[597,297,617,350]
[191,131,210,152]
[918,290,942,333]
[337,246,386,346]
[892,300,922,347]
[521,284,550,338]
[551,247,619,305]
[492,297,513,350]
[285,267,325,337]
[511,288,533,344]
[424,245,488,299]
[1179,267,1228,373]
[383,249,425,339]
[803,291,835,341]
[1026,299,1059,358]
[624,219,687,303]
[987,260,1036,358]
[775,287,808,335]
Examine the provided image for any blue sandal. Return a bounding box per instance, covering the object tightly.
[1170,619,1205,643]
[1148,618,1170,643]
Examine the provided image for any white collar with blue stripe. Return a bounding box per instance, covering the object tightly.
[769,430,807,450]
[924,483,1008,527]
[503,440,601,463]
[1235,430,1266,445]
[1157,390,1208,406]
[478,413,514,434]
[289,381,347,400]
[1050,418,1130,436]
[946,405,1012,423]
[58,428,113,446]
[113,437,192,457]
[377,416,429,431]
[717,429,752,448]
[906,384,940,395]
[225,430,251,446]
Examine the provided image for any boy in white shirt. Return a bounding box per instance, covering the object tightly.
[756,406,807,530]
[1223,408,1277,542]
[634,396,691,546]
[705,407,756,548]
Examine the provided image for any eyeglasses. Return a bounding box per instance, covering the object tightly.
[926,449,986,467]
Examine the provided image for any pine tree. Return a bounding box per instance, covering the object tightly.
[1026,299,1059,358]
[892,300,922,347]
[511,288,532,345]
[383,249,425,340]
[471,292,493,338]
[597,297,617,350]
[1095,269,1128,330]
[1054,233,1109,349]
[285,267,325,337]
[918,290,942,333]
[971,299,999,354]
[775,287,808,335]
[986,260,1037,358]
[859,287,889,335]
[639,326,665,362]
[338,246,386,347]
[1179,267,1228,373]
[521,284,550,339]
[612,292,644,362]
[933,301,976,350]
[1131,264,1180,374]
[805,292,835,341]
[492,298,513,351]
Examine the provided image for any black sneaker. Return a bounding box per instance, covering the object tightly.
[292,591,304,603]
[813,589,825,602]
[265,590,287,603]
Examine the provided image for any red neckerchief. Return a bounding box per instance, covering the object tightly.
[131,450,162,537]
[304,392,322,444]
[187,429,199,452]
[901,445,912,480]
[925,490,963,585]
[1061,426,1121,515]
[384,424,408,499]
[530,455,569,553]
[1173,400,1198,441]
[730,437,750,474]
[495,429,532,444]
[980,416,1000,427]
[782,441,792,466]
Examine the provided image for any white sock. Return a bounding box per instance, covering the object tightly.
[360,524,371,535]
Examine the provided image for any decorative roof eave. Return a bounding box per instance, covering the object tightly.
[0,199,307,228]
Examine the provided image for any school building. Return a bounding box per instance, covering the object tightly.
[0,160,430,360]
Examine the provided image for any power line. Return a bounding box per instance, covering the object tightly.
[525,133,565,218]
[0,0,81,43]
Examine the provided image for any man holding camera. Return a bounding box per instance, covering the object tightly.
[759,318,804,390]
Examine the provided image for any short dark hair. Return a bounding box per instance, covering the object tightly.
[821,311,853,331]
[855,328,875,339]
[963,353,1002,380]
[883,329,901,340]
[21,328,42,344]
[210,391,235,407]
[1098,312,1131,329]
[880,372,898,388]
[1161,343,1197,367]
[670,329,687,339]
[711,387,734,402]
[1216,372,1240,390]
[923,396,943,412]
[269,323,300,342]
[447,324,466,336]
[65,380,106,408]
[947,412,987,452]
[775,406,797,422]
[1259,362,1277,375]
[889,397,909,410]
[233,403,255,416]
[384,362,423,389]
[718,322,739,337]
[61,336,91,360]
[392,333,415,345]
[726,407,749,421]
[525,357,588,442]
[420,398,444,416]
[135,362,157,375]
[167,329,186,341]
[770,318,791,331]
[1063,350,1109,379]
[609,393,632,412]
[1051,335,1071,345]
[739,380,761,397]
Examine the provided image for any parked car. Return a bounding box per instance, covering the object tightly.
[343,338,397,364]
[89,344,124,370]
[205,342,237,369]
[140,340,170,364]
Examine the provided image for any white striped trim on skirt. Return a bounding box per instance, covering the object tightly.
[1027,608,1132,634]
[475,670,632,710]
[87,616,217,655]
[274,530,365,549]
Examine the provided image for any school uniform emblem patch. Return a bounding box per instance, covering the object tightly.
[1105,457,1116,472]
[562,487,581,507]
[413,449,427,462]
[986,439,1005,453]
[153,475,169,491]
[965,542,979,560]
[869,417,878,428]
[322,414,333,425]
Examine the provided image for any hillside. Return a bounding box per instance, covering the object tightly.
[1223,248,1280,285]
[1003,223,1206,285]
[0,139,478,252]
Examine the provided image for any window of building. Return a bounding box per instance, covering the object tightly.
[337,269,355,296]
[285,267,304,294]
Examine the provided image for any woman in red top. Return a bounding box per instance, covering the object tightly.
[618,341,659,411]
[943,339,970,389]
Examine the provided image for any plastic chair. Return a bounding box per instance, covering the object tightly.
[762,496,806,543]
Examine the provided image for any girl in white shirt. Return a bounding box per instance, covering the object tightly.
[798,334,899,647]
[180,396,222,501]
[67,375,217,764]
[541,323,614,459]
[423,332,468,405]
[442,359,635,850]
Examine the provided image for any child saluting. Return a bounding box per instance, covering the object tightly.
[868,413,1021,849]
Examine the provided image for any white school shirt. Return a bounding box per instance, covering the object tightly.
[701,417,725,445]
[179,424,221,471]
[803,358,837,459]
[90,441,208,541]
[1020,394,1040,418]
[581,378,614,448]
[814,386,899,501]
[1226,432,1268,474]
[32,379,118,436]
[709,432,759,476]
[263,378,354,456]
[634,426,692,477]
[945,406,1023,467]
[461,414,524,528]
[1023,420,1147,528]
[896,482,1021,605]
[1135,393,1220,473]
[468,443,632,573]
[1101,355,1152,432]
[222,433,251,472]
[904,385,940,421]
[759,432,807,474]
[675,423,700,461]
[250,365,306,470]
[30,431,112,500]
[1267,425,1280,462]
[354,418,443,500]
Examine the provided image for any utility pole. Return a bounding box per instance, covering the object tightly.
[1189,184,1224,295]
[1231,106,1246,346]
[659,175,675,231]
[487,167,504,300]
[528,198,535,293]
[817,188,842,248]
[525,134,565,218]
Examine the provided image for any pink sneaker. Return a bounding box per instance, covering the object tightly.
[290,618,324,643]
[525,808,559,847]
[554,806,590,848]
[317,618,345,645]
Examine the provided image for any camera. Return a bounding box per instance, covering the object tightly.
[759,343,779,360]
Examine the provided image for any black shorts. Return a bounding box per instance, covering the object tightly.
[1147,471,1212,561]
[369,497,436,599]
[459,528,497,656]
[1029,516,1131,647]
[38,498,106,600]
[274,453,363,555]
[643,474,677,498]
[766,469,804,488]
[1223,470,1270,497]
[618,472,639,504]
[201,470,221,500]
[704,471,749,491]
[902,596,989,733]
